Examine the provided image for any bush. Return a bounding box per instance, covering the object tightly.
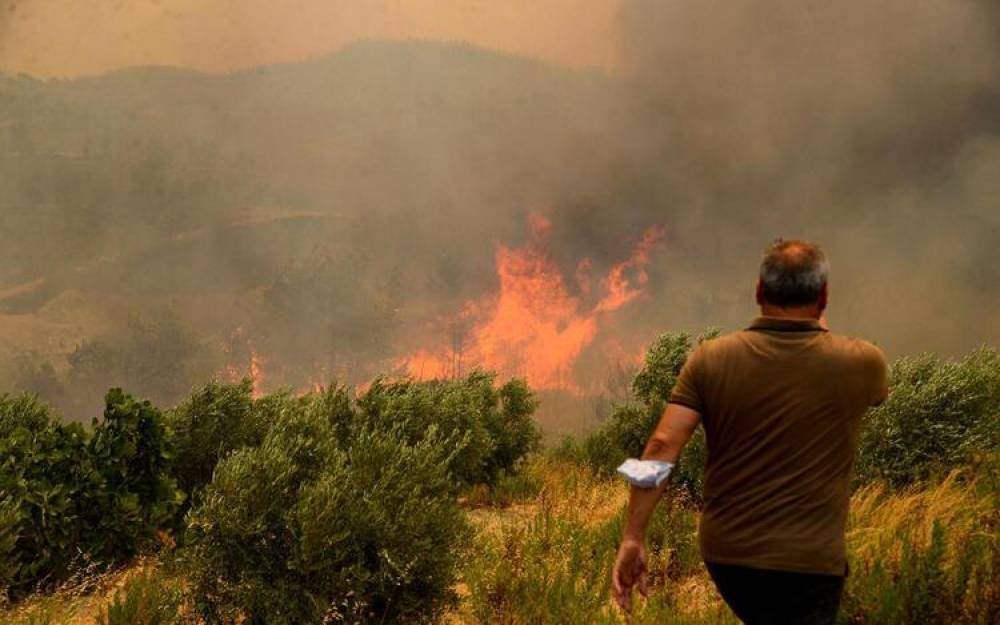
[166,378,269,502]
[184,407,470,625]
[856,348,1000,486]
[0,393,53,438]
[79,391,183,563]
[0,390,180,598]
[0,496,19,597]
[585,339,1000,500]
[580,330,717,502]
[0,415,90,597]
[96,569,185,625]
[357,372,540,487]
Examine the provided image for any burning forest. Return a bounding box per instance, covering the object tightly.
[1,0,999,623]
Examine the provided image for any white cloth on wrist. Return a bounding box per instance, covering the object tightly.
[616,458,675,488]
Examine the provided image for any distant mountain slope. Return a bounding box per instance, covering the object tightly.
[0,40,636,306]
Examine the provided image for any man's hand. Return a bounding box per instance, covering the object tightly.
[611,403,701,612]
[612,538,648,611]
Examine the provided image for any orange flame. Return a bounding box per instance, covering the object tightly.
[248,346,265,399]
[398,216,665,391]
[595,224,666,313]
[223,326,266,398]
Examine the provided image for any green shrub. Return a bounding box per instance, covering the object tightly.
[357,372,539,487]
[79,390,183,563]
[184,407,470,625]
[0,496,20,597]
[96,569,184,625]
[0,390,180,598]
[0,416,90,596]
[0,393,53,438]
[485,468,546,508]
[856,348,1000,486]
[166,378,269,501]
[489,379,542,481]
[580,330,717,503]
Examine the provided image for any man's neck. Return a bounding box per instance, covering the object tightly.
[759,305,823,320]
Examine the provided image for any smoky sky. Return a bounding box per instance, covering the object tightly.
[0,0,998,417]
[0,0,621,78]
[605,0,1000,357]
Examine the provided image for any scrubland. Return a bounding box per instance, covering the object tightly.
[2,335,998,624]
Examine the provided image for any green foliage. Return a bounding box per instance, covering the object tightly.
[0,393,53,438]
[0,415,90,596]
[96,569,184,625]
[0,391,180,599]
[585,339,999,502]
[491,379,543,481]
[856,348,1000,486]
[166,379,269,502]
[580,330,718,502]
[183,407,470,625]
[79,391,183,563]
[632,333,697,409]
[358,372,540,488]
[484,468,546,508]
[0,496,20,596]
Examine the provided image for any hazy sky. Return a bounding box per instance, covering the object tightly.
[0,0,623,78]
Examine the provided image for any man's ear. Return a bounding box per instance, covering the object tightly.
[817,283,829,313]
[755,281,766,306]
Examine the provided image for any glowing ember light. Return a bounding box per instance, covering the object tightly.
[222,326,266,398]
[397,216,666,392]
[248,346,265,399]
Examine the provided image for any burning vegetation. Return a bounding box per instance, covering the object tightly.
[0,0,999,622]
[396,214,665,393]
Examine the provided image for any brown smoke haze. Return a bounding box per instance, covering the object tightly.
[0,1,997,429]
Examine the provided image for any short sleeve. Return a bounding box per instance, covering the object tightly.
[669,345,706,414]
[867,345,889,407]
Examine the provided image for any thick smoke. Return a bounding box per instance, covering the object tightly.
[0,1,998,424]
[606,0,1000,356]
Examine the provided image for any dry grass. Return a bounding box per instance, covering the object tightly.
[4,465,997,625]
[848,471,989,568]
[0,560,157,625]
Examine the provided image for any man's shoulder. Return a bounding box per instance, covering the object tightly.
[713,327,886,365]
[827,333,885,360]
[689,331,753,368]
[694,331,745,355]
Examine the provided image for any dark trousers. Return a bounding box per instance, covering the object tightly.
[705,561,845,625]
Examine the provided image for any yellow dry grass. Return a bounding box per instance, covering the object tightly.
[1,560,156,625]
[847,471,989,569]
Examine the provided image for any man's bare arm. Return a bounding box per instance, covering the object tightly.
[622,403,701,541]
[612,403,702,610]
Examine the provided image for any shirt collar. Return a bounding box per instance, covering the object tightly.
[747,316,828,333]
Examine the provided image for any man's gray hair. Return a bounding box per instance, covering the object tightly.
[759,239,829,307]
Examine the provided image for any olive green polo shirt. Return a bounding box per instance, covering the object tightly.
[670,317,889,576]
